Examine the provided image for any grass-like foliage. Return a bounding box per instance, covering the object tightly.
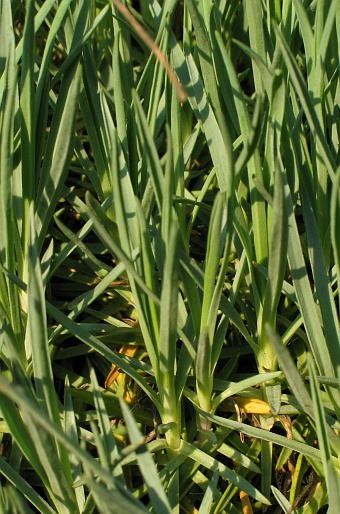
[0,0,339,512]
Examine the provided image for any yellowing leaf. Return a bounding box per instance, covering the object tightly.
[104,343,139,403]
[221,397,272,414]
[240,490,253,514]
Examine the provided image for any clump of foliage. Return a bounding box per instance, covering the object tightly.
[0,0,339,512]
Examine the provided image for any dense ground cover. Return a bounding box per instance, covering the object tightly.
[0,0,340,512]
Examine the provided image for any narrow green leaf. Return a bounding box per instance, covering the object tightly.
[330,168,340,310]
[284,166,335,379]
[110,124,139,254]
[260,162,288,372]
[211,371,283,412]
[0,375,149,509]
[271,485,293,512]
[85,191,159,306]
[246,0,266,94]
[90,368,124,480]
[185,0,220,111]
[0,23,23,346]
[0,0,13,78]
[80,45,112,200]
[158,223,181,447]
[179,440,271,505]
[120,400,172,513]
[291,0,314,72]
[301,185,340,370]
[20,0,35,252]
[200,193,225,333]
[50,4,110,89]
[198,470,219,514]
[0,394,48,485]
[79,475,149,514]
[133,89,164,211]
[46,300,162,412]
[196,328,212,423]
[274,24,337,182]
[35,43,81,240]
[27,208,60,424]
[27,211,76,511]
[50,250,138,342]
[63,376,85,511]
[308,355,340,511]
[14,0,60,63]
[266,325,340,456]
[215,30,269,284]
[184,50,230,192]
[194,405,334,467]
